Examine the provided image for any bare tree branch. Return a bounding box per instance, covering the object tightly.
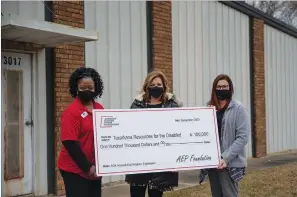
[248,1,297,28]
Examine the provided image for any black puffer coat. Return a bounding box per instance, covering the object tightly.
[125,93,183,190]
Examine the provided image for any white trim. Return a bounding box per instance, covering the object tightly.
[2,14,99,47]
[32,50,48,195]
[1,54,5,197]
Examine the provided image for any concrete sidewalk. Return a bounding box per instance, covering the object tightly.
[101,150,297,197]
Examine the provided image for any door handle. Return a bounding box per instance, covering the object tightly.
[25,120,34,126]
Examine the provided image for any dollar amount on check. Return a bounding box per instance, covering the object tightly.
[93,107,221,176]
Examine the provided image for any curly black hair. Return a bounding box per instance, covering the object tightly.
[69,67,104,99]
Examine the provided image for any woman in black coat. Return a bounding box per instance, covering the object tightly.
[125,69,183,197]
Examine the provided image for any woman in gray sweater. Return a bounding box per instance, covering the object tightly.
[200,74,251,197]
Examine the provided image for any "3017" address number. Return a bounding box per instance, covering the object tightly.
[3,56,22,66]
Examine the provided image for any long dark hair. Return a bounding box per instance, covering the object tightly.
[208,74,234,110]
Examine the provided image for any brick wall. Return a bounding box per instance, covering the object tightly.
[151,1,173,90]
[252,18,267,157]
[52,1,85,195]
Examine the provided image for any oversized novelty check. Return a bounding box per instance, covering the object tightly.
[93,107,221,176]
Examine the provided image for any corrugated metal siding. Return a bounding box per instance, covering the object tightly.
[172,1,252,157]
[264,25,297,154]
[85,1,147,183]
[1,1,44,21]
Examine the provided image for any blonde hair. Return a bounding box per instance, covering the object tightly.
[141,69,170,103]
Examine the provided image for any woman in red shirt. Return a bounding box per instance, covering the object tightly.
[58,67,104,197]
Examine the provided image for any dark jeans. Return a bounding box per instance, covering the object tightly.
[130,185,163,197]
[208,169,239,197]
[60,170,101,197]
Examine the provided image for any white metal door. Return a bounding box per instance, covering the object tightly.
[1,52,33,196]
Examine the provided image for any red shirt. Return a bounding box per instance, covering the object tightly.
[58,98,104,179]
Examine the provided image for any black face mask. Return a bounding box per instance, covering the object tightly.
[77,90,96,102]
[216,90,232,100]
[149,86,164,99]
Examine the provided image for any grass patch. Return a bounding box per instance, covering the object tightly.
[164,162,297,197]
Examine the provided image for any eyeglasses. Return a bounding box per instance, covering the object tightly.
[216,85,229,90]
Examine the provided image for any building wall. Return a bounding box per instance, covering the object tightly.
[252,19,266,157]
[52,0,297,194]
[4,1,297,195]
[1,1,48,196]
[151,1,173,89]
[84,1,148,184]
[2,1,87,195]
[1,1,44,20]
[264,25,297,154]
[52,1,85,195]
[1,1,45,51]
[172,1,253,157]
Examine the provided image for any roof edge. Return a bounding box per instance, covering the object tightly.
[219,1,297,39]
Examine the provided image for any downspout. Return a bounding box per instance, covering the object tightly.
[44,0,56,194]
[249,17,256,158]
[146,1,153,72]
